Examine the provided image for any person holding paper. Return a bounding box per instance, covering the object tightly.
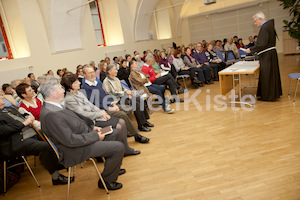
[245,12,282,101]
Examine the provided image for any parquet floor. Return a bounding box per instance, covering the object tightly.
[2,54,300,200]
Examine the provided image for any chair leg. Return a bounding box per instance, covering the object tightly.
[21,156,40,187]
[67,167,71,200]
[288,79,292,96]
[89,158,109,194]
[4,161,6,193]
[293,79,299,102]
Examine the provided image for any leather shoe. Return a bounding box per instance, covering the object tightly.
[138,125,151,132]
[125,150,141,157]
[204,81,211,85]
[193,78,202,84]
[135,134,150,143]
[98,180,123,190]
[119,169,126,175]
[144,121,154,127]
[52,174,75,185]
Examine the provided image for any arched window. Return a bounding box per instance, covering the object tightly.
[89,0,106,46]
[0,14,13,59]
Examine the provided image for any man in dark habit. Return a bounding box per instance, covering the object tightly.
[245,12,282,101]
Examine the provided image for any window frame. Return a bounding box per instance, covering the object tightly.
[90,0,106,47]
[0,14,13,59]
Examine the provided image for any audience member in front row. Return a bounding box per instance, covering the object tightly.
[2,84,20,108]
[61,73,140,156]
[129,60,174,114]
[173,49,202,88]
[236,38,246,49]
[103,64,154,132]
[39,77,125,190]
[159,51,177,78]
[117,59,131,88]
[205,44,227,71]
[81,65,150,143]
[193,43,219,81]
[28,73,39,89]
[248,36,255,48]
[141,54,185,102]
[0,95,73,186]
[16,83,42,129]
[224,38,239,58]
[184,47,212,85]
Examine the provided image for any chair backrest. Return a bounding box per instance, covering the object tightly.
[217,52,224,61]
[43,133,60,160]
[227,51,236,60]
[128,78,136,90]
[120,80,131,90]
[238,49,247,58]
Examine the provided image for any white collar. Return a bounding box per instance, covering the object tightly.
[44,101,63,109]
[144,63,150,67]
[85,79,98,86]
[21,97,39,108]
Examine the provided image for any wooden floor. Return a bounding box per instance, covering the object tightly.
[2,54,300,200]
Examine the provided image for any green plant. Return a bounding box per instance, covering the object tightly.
[278,0,300,42]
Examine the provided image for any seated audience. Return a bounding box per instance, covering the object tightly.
[16,83,42,129]
[47,70,54,76]
[10,79,22,104]
[167,48,175,64]
[99,61,108,83]
[0,95,72,186]
[103,64,153,132]
[105,57,110,65]
[129,60,174,114]
[28,73,39,89]
[233,36,239,45]
[117,59,131,88]
[213,40,225,54]
[248,36,255,48]
[81,65,150,143]
[39,77,124,190]
[222,38,227,48]
[112,57,119,70]
[125,54,132,68]
[193,43,219,81]
[2,84,20,108]
[224,38,239,58]
[205,44,227,71]
[159,51,177,78]
[184,47,212,85]
[141,54,184,102]
[236,38,246,49]
[57,69,63,79]
[61,73,140,156]
[173,49,202,88]
[76,66,84,88]
[135,55,144,71]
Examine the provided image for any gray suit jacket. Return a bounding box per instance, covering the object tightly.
[40,102,99,167]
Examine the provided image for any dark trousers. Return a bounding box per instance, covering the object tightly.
[207,63,219,78]
[200,65,212,81]
[106,110,139,135]
[24,137,58,174]
[193,68,204,82]
[147,84,167,110]
[153,73,179,96]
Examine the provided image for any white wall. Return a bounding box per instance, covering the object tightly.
[187,0,291,53]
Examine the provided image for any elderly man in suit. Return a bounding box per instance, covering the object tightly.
[39,77,125,190]
[0,93,72,186]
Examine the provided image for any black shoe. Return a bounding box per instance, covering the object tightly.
[138,125,151,132]
[192,84,199,89]
[119,169,126,175]
[144,121,154,127]
[170,98,175,104]
[198,83,204,87]
[52,174,75,185]
[193,78,201,84]
[125,150,141,157]
[98,180,123,190]
[204,81,211,85]
[135,134,150,143]
[127,133,134,137]
[177,88,184,94]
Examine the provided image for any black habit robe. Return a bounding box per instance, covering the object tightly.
[250,19,282,101]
